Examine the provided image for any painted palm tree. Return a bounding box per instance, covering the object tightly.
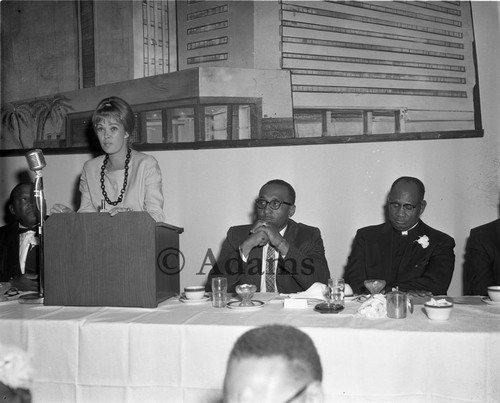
[1,101,34,148]
[32,95,73,143]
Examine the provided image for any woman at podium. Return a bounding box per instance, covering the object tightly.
[51,96,166,222]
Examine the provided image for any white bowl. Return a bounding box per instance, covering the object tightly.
[184,286,205,300]
[424,301,453,321]
[487,286,500,302]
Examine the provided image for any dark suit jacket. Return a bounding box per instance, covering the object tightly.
[206,219,330,293]
[464,218,500,296]
[344,221,455,295]
[0,221,22,282]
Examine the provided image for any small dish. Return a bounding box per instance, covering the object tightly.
[6,288,19,297]
[180,294,210,304]
[481,296,500,306]
[424,300,454,320]
[227,300,264,311]
[344,294,357,301]
[355,295,369,303]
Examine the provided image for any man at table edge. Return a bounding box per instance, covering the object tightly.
[463,218,500,296]
[206,179,330,293]
[344,176,455,296]
[0,182,40,291]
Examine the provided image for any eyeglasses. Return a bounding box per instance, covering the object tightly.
[283,382,309,403]
[255,199,293,210]
[388,201,421,212]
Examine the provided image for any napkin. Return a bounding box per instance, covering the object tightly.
[281,282,327,300]
[356,294,387,319]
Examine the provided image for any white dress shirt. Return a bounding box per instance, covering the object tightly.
[239,227,286,292]
[18,230,38,274]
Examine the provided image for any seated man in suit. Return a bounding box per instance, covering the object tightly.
[344,176,455,296]
[206,179,330,293]
[464,218,500,296]
[0,183,40,291]
[223,324,324,403]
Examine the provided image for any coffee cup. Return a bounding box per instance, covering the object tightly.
[184,286,205,300]
[487,285,500,302]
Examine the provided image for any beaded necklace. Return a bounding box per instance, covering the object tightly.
[100,148,131,206]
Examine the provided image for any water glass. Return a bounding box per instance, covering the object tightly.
[328,278,345,308]
[212,277,228,308]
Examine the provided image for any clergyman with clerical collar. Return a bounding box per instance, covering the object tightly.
[344,176,455,296]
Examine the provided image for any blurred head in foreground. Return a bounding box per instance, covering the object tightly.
[223,324,323,403]
[0,344,33,403]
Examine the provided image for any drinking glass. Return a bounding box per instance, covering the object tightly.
[364,279,386,299]
[211,277,228,308]
[235,284,256,307]
[314,278,345,313]
[387,289,413,319]
[328,278,345,308]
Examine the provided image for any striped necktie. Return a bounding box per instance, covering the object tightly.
[265,245,276,292]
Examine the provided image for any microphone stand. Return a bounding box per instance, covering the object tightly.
[19,170,45,304]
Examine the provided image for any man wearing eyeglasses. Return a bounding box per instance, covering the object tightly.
[344,176,455,296]
[223,324,324,403]
[206,179,330,293]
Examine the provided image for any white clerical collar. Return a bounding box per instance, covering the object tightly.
[401,221,419,236]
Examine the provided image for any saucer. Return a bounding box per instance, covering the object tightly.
[481,296,500,306]
[180,295,210,304]
[227,300,264,311]
[0,289,25,303]
[344,295,357,301]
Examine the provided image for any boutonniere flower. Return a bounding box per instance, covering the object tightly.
[415,235,430,249]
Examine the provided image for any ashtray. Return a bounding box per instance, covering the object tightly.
[314,302,344,314]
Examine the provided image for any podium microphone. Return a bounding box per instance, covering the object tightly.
[22,149,47,304]
[26,148,47,171]
[26,148,46,226]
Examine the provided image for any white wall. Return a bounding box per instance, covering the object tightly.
[1,2,499,296]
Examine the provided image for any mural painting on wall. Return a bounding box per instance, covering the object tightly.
[1,95,73,151]
[0,1,483,155]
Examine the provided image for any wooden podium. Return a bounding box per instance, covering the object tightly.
[44,212,183,308]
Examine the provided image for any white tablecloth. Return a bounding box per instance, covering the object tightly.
[0,294,499,403]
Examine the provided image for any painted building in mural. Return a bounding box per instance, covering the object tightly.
[1,1,480,152]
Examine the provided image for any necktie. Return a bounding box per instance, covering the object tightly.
[265,245,276,292]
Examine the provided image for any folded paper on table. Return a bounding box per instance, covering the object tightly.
[282,282,327,300]
[283,298,308,309]
[356,294,387,319]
